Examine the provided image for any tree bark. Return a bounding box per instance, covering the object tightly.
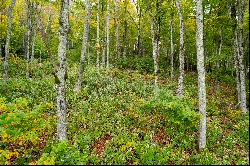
[174,0,185,98]
[25,0,32,78]
[231,0,247,113]
[4,0,16,81]
[236,0,247,113]
[56,0,69,141]
[114,0,120,59]
[101,1,106,67]
[136,0,141,55]
[170,11,174,79]
[31,5,38,61]
[75,0,90,93]
[147,0,158,89]
[87,43,90,65]
[96,0,100,68]
[231,1,241,104]
[196,0,206,151]
[123,0,127,58]
[106,1,110,68]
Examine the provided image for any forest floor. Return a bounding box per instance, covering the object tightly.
[0,59,249,165]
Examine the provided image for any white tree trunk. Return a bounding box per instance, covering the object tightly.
[101,4,106,68]
[236,0,247,113]
[25,1,32,78]
[174,0,185,98]
[231,1,241,105]
[87,44,90,65]
[106,1,110,68]
[75,0,90,93]
[4,0,16,81]
[136,0,141,55]
[148,1,158,89]
[96,0,100,68]
[31,10,37,61]
[56,0,69,141]
[233,29,241,104]
[196,0,206,150]
[114,0,120,58]
[170,12,174,79]
[123,0,127,58]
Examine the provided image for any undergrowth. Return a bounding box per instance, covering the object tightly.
[0,58,249,165]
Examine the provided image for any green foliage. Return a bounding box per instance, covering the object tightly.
[115,56,154,74]
[0,60,249,165]
[37,141,88,165]
[0,97,55,165]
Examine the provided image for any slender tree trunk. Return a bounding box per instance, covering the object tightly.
[218,29,222,66]
[216,28,222,69]
[170,12,174,79]
[175,0,185,98]
[75,0,90,93]
[136,0,141,55]
[123,0,127,58]
[147,1,158,89]
[4,0,16,81]
[196,0,206,151]
[101,26,106,67]
[31,8,38,61]
[114,0,120,59]
[56,0,69,141]
[156,0,160,63]
[231,0,247,113]
[106,1,110,68]
[87,44,90,65]
[25,0,32,78]
[101,2,106,68]
[236,0,247,113]
[141,18,144,57]
[96,0,100,68]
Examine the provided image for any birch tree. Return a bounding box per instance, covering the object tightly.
[75,0,90,93]
[174,0,185,98]
[106,1,110,67]
[123,0,128,58]
[232,0,247,113]
[96,0,100,67]
[114,0,120,58]
[170,10,174,79]
[25,0,32,78]
[237,0,247,114]
[136,0,142,55]
[56,0,70,141]
[196,0,206,150]
[101,1,106,67]
[3,0,16,81]
[31,4,38,61]
[147,0,159,89]
[231,1,241,104]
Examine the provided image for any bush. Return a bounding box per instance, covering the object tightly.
[0,97,55,165]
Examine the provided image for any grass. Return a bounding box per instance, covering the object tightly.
[0,58,249,165]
